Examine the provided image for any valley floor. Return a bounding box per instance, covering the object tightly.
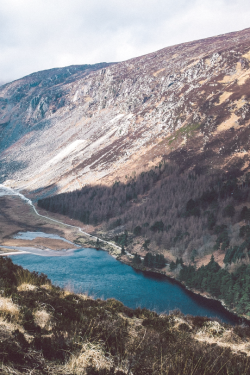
[1,192,248,324]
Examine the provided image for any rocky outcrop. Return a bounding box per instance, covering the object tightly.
[2,28,250,195]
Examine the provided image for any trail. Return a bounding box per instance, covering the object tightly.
[0,184,123,254]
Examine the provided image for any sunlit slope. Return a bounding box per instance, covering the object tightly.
[1,28,250,194]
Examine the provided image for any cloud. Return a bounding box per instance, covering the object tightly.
[0,0,250,82]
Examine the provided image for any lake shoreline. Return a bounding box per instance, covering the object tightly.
[5,243,245,325]
[115,254,250,326]
[2,237,248,325]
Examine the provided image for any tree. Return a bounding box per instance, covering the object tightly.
[191,249,198,263]
[143,252,153,267]
[133,226,142,236]
[96,238,100,250]
[150,220,164,233]
[155,254,166,268]
[207,212,216,230]
[222,204,235,218]
[170,261,176,271]
[121,245,126,255]
[186,199,196,212]
[142,239,150,250]
[240,206,250,223]
[133,253,141,265]
[185,199,200,217]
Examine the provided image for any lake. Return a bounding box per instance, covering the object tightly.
[10,247,240,325]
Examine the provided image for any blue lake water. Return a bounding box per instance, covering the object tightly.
[10,248,240,325]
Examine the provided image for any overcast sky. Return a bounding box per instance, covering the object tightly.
[1,0,250,84]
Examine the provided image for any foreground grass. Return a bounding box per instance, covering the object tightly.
[0,257,250,374]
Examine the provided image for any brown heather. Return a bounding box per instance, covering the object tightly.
[0,257,250,374]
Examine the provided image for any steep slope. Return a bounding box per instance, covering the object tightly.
[2,28,250,195]
[0,256,250,374]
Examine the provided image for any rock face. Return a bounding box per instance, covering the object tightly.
[2,28,250,196]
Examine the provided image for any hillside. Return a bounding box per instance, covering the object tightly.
[0,256,250,374]
[2,28,250,196]
[2,27,250,318]
[4,26,250,372]
[36,160,250,315]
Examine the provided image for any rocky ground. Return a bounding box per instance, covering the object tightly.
[2,28,250,198]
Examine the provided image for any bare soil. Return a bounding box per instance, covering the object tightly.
[0,196,79,251]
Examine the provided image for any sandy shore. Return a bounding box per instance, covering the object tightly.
[0,245,77,257]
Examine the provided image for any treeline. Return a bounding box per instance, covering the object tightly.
[38,161,250,260]
[224,223,250,264]
[179,256,250,315]
[133,252,166,269]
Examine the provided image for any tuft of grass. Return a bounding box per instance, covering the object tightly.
[65,341,114,375]
[0,296,19,321]
[34,309,51,329]
[17,283,37,292]
[15,268,51,287]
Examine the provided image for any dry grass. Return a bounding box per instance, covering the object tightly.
[65,341,114,375]
[0,297,19,320]
[0,257,250,374]
[0,316,23,335]
[15,268,50,288]
[215,113,240,133]
[195,321,250,356]
[34,309,51,329]
[40,284,52,290]
[17,283,37,292]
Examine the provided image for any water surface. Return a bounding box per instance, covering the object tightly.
[10,248,240,325]
[13,231,74,244]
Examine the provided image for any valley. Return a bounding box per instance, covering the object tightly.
[3,26,250,373]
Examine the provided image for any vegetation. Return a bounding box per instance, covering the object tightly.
[38,162,250,318]
[179,255,250,316]
[38,163,250,262]
[143,252,165,268]
[0,256,250,374]
[167,122,201,145]
[170,257,184,271]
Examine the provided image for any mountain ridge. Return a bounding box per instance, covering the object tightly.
[2,27,250,196]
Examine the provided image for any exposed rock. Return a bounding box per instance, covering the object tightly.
[2,28,250,195]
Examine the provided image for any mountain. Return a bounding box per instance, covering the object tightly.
[2,27,250,196]
[3,27,250,317]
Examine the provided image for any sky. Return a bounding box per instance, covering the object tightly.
[1,0,250,84]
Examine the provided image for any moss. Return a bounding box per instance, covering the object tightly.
[167,122,201,145]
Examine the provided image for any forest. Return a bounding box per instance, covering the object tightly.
[179,255,250,316]
[37,161,250,315]
[38,161,250,262]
